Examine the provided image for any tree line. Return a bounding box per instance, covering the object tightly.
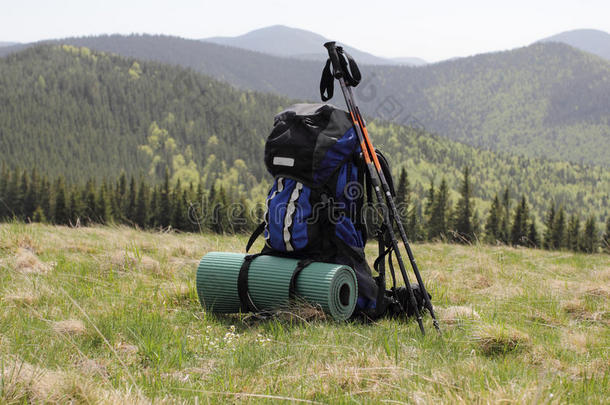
[1,165,608,254]
[390,166,608,253]
[0,165,254,234]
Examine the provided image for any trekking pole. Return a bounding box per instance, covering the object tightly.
[323,42,426,335]
[324,42,440,333]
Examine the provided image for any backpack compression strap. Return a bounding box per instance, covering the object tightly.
[320,46,361,101]
[237,253,264,312]
[289,259,314,300]
[246,222,265,252]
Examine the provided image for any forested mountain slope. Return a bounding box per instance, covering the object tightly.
[2,35,607,165]
[0,45,288,181]
[1,45,608,222]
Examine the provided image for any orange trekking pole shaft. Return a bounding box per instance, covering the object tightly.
[347,84,440,332]
[324,41,427,334]
[324,41,440,333]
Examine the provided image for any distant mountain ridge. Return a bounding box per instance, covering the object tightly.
[0,42,18,47]
[539,29,610,61]
[203,25,427,66]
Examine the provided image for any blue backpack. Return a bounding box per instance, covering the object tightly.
[247,103,385,306]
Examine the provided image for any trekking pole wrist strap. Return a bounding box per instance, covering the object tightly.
[321,42,362,101]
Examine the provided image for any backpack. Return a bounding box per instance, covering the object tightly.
[247,103,379,307]
[246,102,429,317]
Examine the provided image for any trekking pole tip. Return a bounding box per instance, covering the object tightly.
[433,319,441,333]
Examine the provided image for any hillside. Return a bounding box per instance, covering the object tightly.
[1,224,608,403]
[1,35,608,165]
[203,25,426,65]
[369,43,610,166]
[0,44,289,181]
[1,44,608,223]
[539,28,610,61]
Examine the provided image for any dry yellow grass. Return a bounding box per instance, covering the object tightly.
[0,356,150,404]
[109,250,160,273]
[52,319,87,336]
[2,288,40,306]
[438,305,481,324]
[11,247,53,274]
[562,330,589,354]
[472,324,531,356]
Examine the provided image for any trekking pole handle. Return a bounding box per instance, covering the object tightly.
[324,41,343,79]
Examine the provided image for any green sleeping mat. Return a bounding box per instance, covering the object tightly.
[196,252,358,321]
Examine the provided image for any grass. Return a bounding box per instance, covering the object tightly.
[0,222,608,403]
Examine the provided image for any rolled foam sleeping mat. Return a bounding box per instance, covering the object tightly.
[196,252,358,321]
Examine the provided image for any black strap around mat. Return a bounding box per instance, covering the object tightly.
[237,253,264,312]
[289,259,314,300]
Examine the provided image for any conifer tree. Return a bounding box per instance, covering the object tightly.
[149,185,160,228]
[32,206,46,223]
[135,180,149,229]
[158,167,171,228]
[485,194,502,243]
[206,185,217,231]
[603,216,610,253]
[580,216,598,253]
[566,214,581,252]
[510,195,529,246]
[193,180,206,230]
[24,168,39,220]
[395,167,410,224]
[83,180,97,224]
[16,171,29,219]
[454,166,474,242]
[172,181,191,231]
[126,176,137,223]
[68,189,81,225]
[171,178,183,229]
[552,206,567,249]
[528,221,540,248]
[39,177,51,220]
[424,181,435,222]
[113,172,128,222]
[53,177,69,225]
[231,196,250,233]
[428,178,450,240]
[407,204,423,241]
[472,209,481,240]
[4,170,19,219]
[96,182,111,224]
[543,203,556,249]
[499,187,511,244]
[211,186,228,234]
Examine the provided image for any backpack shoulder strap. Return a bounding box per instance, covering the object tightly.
[246,222,265,252]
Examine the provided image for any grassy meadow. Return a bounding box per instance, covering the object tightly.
[0,222,608,403]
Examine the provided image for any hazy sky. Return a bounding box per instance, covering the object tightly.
[2,0,609,62]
